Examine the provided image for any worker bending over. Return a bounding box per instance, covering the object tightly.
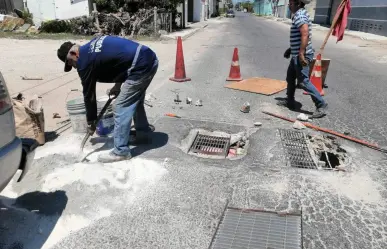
[57,35,158,163]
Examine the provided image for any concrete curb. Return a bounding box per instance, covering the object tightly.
[183,24,208,40]
[160,24,209,41]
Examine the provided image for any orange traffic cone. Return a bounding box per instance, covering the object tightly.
[227,48,243,81]
[170,36,191,82]
[303,53,325,96]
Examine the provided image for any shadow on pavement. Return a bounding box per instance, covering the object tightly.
[45,131,59,143]
[274,97,314,115]
[87,131,169,158]
[0,190,68,249]
[131,132,169,157]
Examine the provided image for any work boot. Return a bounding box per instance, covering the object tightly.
[311,103,328,119]
[98,150,132,163]
[277,98,296,110]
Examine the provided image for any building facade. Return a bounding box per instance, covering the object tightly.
[24,0,90,26]
[253,0,315,19]
[253,0,274,16]
[314,0,387,36]
[177,0,219,28]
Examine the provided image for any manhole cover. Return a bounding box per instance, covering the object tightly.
[189,134,230,157]
[279,129,317,169]
[210,207,302,249]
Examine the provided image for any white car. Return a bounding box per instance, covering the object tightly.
[0,71,36,192]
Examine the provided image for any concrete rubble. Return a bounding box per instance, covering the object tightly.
[293,120,306,130]
[308,134,350,170]
[297,113,309,121]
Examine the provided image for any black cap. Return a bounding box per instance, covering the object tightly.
[57,41,75,72]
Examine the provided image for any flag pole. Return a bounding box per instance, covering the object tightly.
[319,0,347,54]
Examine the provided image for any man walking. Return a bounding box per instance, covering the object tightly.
[278,0,328,118]
[57,35,158,163]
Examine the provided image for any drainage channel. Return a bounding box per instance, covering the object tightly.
[279,129,350,170]
[210,207,302,249]
[189,134,230,158]
[184,129,251,160]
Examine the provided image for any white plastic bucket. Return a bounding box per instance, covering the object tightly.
[66,97,88,133]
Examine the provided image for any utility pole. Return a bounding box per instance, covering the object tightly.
[182,0,186,28]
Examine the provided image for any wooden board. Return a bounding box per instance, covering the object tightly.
[225,77,287,96]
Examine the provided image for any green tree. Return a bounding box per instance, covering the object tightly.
[241,1,253,12]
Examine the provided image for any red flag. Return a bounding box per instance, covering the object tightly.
[332,0,352,43]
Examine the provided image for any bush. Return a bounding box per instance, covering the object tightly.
[21,9,34,25]
[40,20,71,33]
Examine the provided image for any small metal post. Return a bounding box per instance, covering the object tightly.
[154,7,158,34]
[169,12,172,32]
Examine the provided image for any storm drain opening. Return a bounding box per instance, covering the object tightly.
[183,129,252,159]
[189,134,231,157]
[279,129,350,170]
[308,134,350,170]
[319,152,340,168]
[210,207,302,249]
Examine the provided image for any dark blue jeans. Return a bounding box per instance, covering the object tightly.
[286,55,326,108]
[113,59,158,156]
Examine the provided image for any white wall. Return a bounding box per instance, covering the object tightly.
[27,0,56,26]
[26,0,89,26]
[54,0,89,20]
[305,0,317,20]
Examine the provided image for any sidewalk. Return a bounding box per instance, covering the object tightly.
[0,38,185,132]
[262,16,387,42]
[160,20,212,41]
[0,18,221,133]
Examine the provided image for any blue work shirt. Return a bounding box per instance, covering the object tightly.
[76,35,156,123]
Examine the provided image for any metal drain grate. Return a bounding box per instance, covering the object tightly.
[210,208,302,249]
[189,134,230,157]
[279,129,317,169]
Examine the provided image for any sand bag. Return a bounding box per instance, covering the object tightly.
[12,95,45,145]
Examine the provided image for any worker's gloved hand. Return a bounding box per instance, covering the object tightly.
[87,122,96,135]
[107,83,122,98]
[284,48,291,59]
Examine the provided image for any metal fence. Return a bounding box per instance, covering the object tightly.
[153,7,172,33]
[0,0,14,15]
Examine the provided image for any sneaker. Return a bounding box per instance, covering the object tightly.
[277,99,296,109]
[98,151,132,163]
[311,103,328,119]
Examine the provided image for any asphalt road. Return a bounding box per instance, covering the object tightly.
[1,12,387,249]
[146,12,387,148]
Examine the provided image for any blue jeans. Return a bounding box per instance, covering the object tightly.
[113,59,158,156]
[286,55,326,108]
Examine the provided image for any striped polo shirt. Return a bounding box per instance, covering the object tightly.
[290,8,314,56]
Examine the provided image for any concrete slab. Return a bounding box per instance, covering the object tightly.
[15,24,32,33]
